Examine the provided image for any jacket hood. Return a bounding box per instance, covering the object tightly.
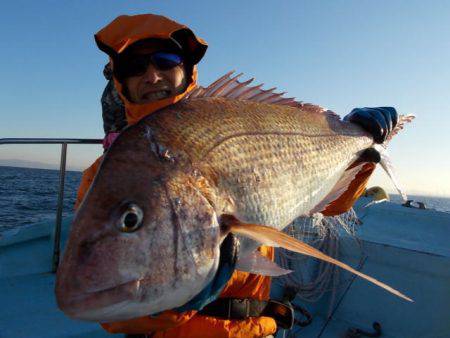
[95,14,208,125]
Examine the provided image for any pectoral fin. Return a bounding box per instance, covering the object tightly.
[222,215,412,302]
[236,251,292,276]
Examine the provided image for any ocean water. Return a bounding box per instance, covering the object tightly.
[389,194,450,213]
[0,166,81,232]
[0,166,449,233]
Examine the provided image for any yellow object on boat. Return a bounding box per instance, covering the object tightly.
[364,186,390,202]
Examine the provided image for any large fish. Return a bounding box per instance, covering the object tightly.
[55,73,413,322]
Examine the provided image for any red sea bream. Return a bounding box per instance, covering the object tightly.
[56,73,413,322]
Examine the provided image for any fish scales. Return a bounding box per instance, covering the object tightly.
[143,97,372,253]
[146,97,371,221]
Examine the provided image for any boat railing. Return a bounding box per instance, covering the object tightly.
[0,138,103,272]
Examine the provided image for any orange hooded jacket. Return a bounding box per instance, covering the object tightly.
[75,13,376,338]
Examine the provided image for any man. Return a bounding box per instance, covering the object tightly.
[76,13,398,338]
[101,62,126,137]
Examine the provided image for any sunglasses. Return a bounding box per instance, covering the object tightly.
[115,51,184,79]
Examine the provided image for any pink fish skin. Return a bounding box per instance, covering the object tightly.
[56,97,407,322]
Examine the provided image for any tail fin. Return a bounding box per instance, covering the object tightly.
[311,114,415,214]
[377,114,415,202]
[376,146,408,202]
[384,114,415,144]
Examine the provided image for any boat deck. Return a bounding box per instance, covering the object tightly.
[0,219,111,337]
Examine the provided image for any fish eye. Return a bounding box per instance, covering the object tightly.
[117,204,144,232]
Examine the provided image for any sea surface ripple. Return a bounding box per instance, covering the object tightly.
[0,166,81,232]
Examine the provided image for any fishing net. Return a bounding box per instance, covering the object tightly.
[275,209,364,311]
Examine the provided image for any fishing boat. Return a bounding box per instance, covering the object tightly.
[1,138,449,337]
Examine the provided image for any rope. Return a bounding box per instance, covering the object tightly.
[275,209,364,308]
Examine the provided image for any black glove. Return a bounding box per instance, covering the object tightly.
[344,107,398,144]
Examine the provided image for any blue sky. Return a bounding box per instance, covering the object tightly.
[0,1,449,196]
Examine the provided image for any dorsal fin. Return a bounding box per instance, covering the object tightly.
[186,71,334,116]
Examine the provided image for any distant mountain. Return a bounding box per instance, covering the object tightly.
[0,159,83,171]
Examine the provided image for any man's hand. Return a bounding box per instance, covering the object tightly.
[344,107,398,144]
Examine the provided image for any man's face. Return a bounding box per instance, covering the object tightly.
[120,42,188,105]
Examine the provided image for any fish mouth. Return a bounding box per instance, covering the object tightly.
[57,278,142,321]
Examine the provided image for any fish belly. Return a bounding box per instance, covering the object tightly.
[207,133,364,227]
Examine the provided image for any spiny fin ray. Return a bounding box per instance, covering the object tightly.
[186,71,330,114]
